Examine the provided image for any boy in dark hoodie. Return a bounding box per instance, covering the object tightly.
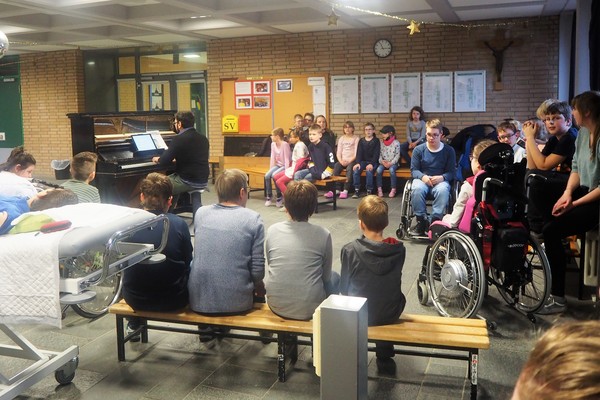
[340,195,406,371]
[307,123,335,181]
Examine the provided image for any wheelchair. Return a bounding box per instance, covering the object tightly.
[416,144,551,323]
[396,177,460,240]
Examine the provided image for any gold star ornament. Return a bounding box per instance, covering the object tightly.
[328,10,339,26]
[407,20,420,35]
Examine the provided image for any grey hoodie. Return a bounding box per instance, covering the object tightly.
[340,236,406,326]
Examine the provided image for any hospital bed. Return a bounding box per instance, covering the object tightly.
[0,203,169,399]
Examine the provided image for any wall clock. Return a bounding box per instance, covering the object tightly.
[373,39,392,58]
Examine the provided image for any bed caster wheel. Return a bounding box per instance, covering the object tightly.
[55,356,78,385]
[487,321,497,331]
[417,281,429,305]
[396,226,405,240]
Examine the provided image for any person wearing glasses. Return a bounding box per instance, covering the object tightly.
[188,169,265,319]
[523,100,577,235]
[497,120,526,163]
[409,119,456,236]
[152,111,209,206]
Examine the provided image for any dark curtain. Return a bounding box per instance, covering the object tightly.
[591,0,600,90]
[570,12,577,100]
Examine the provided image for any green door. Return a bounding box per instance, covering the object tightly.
[0,77,23,148]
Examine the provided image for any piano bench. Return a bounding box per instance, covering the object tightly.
[189,188,205,217]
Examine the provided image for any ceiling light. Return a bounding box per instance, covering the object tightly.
[183,54,200,58]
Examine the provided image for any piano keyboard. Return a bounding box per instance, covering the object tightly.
[120,161,155,170]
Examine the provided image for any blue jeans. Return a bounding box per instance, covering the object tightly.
[353,162,378,191]
[265,166,284,198]
[376,164,398,189]
[411,179,450,221]
[294,168,312,181]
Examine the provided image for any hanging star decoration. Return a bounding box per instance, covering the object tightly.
[407,20,420,35]
[328,9,339,26]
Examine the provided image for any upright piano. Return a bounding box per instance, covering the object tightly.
[67,111,177,207]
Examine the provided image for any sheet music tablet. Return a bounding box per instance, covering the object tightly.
[131,134,157,152]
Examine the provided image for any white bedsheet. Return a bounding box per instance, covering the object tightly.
[0,231,65,328]
[0,203,154,328]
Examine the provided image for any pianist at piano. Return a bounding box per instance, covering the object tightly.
[68,110,182,207]
[151,111,210,199]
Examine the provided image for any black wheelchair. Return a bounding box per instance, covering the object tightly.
[416,144,551,323]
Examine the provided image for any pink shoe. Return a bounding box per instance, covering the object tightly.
[325,191,334,198]
[339,190,348,199]
[389,188,397,198]
[377,188,383,197]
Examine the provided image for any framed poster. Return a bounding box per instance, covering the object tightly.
[276,79,292,92]
[331,75,359,114]
[253,81,270,94]
[454,70,486,112]
[423,72,452,112]
[253,96,270,109]
[361,74,389,113]
[391,73,420,113]
[236,96,252,109]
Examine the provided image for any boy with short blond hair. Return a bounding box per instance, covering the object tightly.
[340,195,406,370]
[61,151,101,203]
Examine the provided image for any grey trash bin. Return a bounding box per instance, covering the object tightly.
[51,159,71,180]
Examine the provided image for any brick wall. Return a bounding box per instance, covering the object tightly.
[207,17,558,156]
[20,50,85,179]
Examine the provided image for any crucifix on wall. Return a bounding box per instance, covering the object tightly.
[482,29,522,91]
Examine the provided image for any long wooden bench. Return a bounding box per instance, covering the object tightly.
[109,300,489,399]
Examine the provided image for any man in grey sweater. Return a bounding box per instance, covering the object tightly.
[188,169,265,315]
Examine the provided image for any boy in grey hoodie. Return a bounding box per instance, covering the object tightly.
[340,195,406,370]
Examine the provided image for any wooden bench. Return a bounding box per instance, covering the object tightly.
[109,300,489,399]
[313,176,347,212]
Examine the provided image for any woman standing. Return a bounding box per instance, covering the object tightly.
[540,91,600,314]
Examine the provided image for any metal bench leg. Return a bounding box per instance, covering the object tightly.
[115,315,126,361]
[141,318,149,343]
[277,333,287,382]
[469,350,479,400]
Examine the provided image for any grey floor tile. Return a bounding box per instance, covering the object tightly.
[200,364,276,397]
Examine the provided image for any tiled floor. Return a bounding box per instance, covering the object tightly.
[2,183,598,400]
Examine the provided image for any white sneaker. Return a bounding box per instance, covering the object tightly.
[265,198,272,207]
[275,197,284,208]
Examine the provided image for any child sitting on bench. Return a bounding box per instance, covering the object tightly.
[340,195,406,372]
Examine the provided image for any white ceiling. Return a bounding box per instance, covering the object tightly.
[0,0,576,54]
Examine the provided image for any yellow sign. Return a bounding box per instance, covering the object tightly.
[222,115,239,133]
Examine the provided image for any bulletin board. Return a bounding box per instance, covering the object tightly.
[220,74,328,134]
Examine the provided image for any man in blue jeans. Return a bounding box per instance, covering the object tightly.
[409,119,456,236]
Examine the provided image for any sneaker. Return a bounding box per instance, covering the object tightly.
[339,190,348,199]
[389,188,396,198]
[278,207,287,212]
[537,295,566,315]
[324,191,334,198]
[126,323,141,342]
[408,218,429,236]
[377,188,384,197]
[264,197,272,207]
[275,197,284,208]
[352,190,359,199]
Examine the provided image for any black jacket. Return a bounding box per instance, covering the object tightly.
[158,128,209,183]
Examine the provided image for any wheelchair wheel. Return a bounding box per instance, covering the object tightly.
[397,180,412,239]
[490,234,550,314]
[426,231,485,318]
[71,273,123,318]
